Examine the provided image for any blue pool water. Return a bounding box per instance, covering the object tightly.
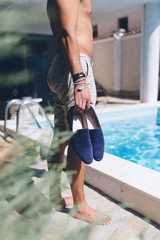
[98,106,160,172]
[30,106,160,172]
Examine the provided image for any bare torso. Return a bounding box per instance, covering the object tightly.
[47,0,93,59]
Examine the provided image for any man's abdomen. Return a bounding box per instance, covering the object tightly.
[76,22,93,59]
[78,35,93,59]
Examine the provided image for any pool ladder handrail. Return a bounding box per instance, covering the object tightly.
[4,99,22,135]
[16,100,54,132]
[4,98,54,137]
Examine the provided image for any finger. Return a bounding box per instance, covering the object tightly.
[75,105,78,112]
[75,100,78,111]
[75,98,79,109]
[75,96,81,112]
[75,102,81,113]
[75,105,81,113]
[78,100,83,113]
[82,101,86,111]
[77,107,81,113]
[86,101,90,110]
[90,97,93,105]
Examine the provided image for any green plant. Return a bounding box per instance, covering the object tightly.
[0,1,159,239]
[0,130,74,240]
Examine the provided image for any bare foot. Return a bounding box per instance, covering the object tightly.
[58,196,73,207]
[73,204,111,225]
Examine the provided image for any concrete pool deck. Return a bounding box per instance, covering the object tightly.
[0,131,160,240]
[34,159,160,240]
[0,98,160,238]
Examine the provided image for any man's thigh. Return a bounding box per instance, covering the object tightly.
[54,93,67,130]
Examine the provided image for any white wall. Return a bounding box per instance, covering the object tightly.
[122,35,141,91]
[93,34,141,94]
[93,39,114,91]
[98,19,117,37]
[97,10,142,37]
[128,10,142,31]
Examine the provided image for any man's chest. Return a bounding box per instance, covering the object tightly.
[80,0,92,16]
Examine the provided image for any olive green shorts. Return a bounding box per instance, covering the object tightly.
[47,54,97,129]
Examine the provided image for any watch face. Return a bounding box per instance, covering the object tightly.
[78,84,83,91]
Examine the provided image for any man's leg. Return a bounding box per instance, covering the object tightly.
[47,91,74,207]
[47,125,73,207]
[66,143,111,225]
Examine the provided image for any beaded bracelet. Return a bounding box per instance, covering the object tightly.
[74,82,86,86]
[74,77,86,83]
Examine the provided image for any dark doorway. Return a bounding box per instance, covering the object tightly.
[118,17,128,32]
[0,33,54,119]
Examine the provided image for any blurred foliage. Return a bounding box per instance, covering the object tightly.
[43,105,55,115]
[0,2,75,237]
[0,0,159,239]
[0,0,47,32]
[0,129,75,240]
[0,32,30,87]
[0,0,47,88]
[0,68,31,87]
[0,33,26,58]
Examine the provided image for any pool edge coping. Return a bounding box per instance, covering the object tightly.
[85,152,160,224]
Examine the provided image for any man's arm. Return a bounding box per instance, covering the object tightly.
[56,0,93,112]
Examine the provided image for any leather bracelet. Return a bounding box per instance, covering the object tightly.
[72,72,85,82]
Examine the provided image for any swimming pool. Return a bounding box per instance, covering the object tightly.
[29,105,160,172]
[98,106,160,172]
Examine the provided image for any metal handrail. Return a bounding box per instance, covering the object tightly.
[16,100,54,132]
[4,99,23,135]
[4,98,54,136]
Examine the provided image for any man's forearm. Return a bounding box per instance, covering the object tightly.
[61,32,83,75]
[56,0,83,75]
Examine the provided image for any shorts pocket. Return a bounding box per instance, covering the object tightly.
[47,74,57,92]
[81,60,89,77]
[47,70,68,94]
[47,59,68,93]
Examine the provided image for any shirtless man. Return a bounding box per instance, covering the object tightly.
[47,0,111,225]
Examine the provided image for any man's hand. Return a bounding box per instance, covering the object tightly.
[74,84,93,113]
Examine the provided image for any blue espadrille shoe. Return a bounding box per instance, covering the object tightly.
[85,107,104,161]
[67,106,93,164]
